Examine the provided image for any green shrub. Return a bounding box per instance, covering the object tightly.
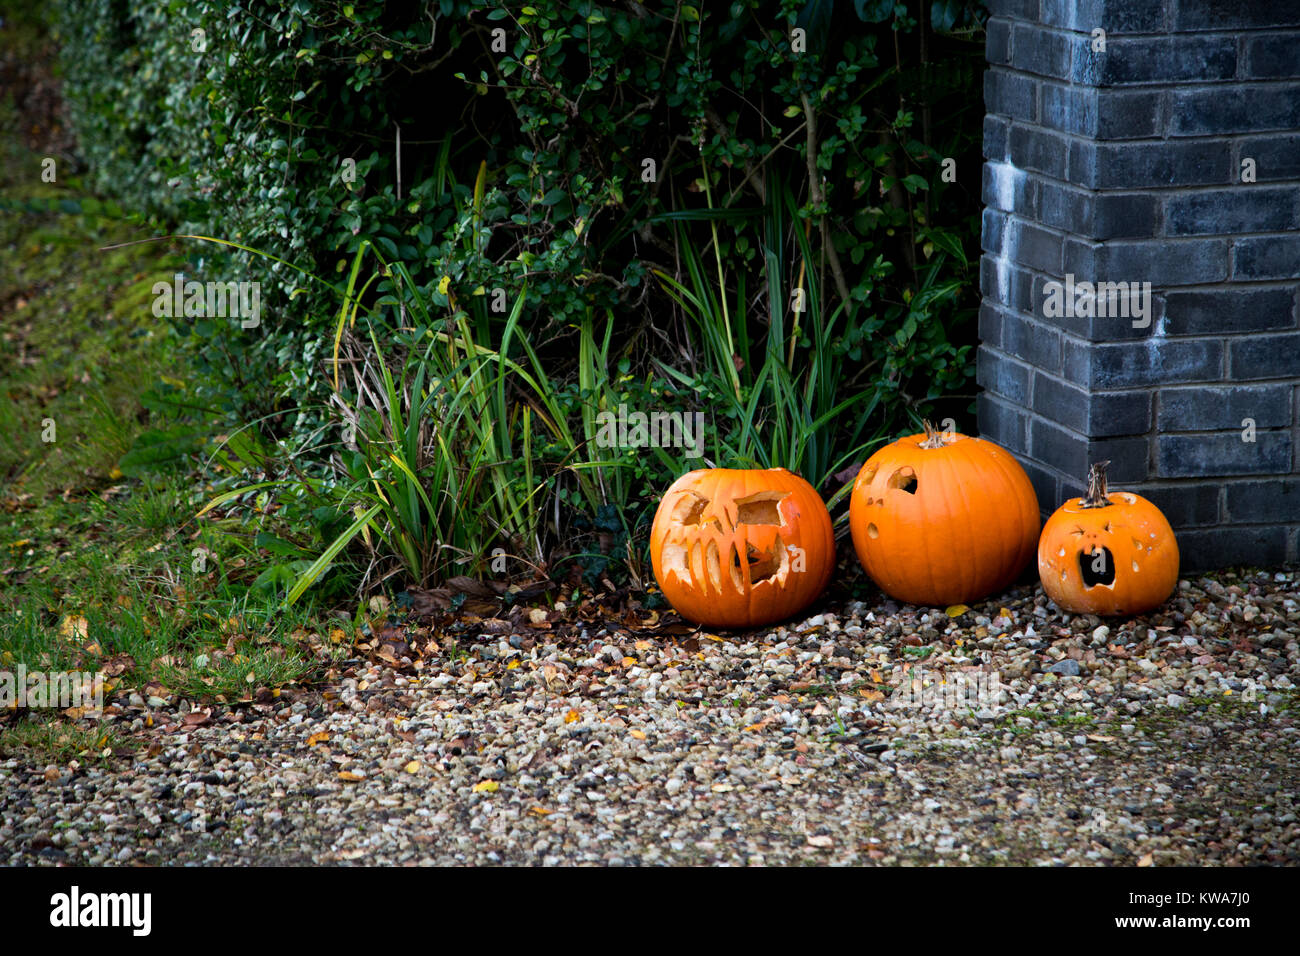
[55,0,990,594]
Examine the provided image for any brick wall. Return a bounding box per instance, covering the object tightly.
[978,0,1300,571]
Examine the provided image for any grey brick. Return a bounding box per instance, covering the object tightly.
[1038,180,1089,233]
[1010,125,1069,180]
[1163,288,1298,335]
[1033,273,1158,340]
[1096,89,1163,139]
[1021,458,1063,517]
[1000,308,1063,370]
[1092,436,1150,482]
[1068,338,1224,389]
[979,300,1002,348]
[984,115,1010,161]
[981,208,1007,255]
[976,392,1029,453]
[980,256,1035,313]
[1167,187,1300,236]
[1040,83,1098,137]
[1177,526,1289,572]
[1171,85,1300,136]
[986,17,1012,64]
[1232,237,1300,280]
[982,161,1039,215]
[1090,389,1153,436]
[1174,1,1300,31]
[1031,417,1089,478]
[1012,23,1074,79]
[1095,194,1160,239]
[1158,432,1293,478]
[1088,36,1237,85]
[1158,384,1293,431]
[1090,239,1230,286]
[1041,0,1104,30]
[986,69,1038,124]
[1139,483,1222,527]
[976,346,1032,404]
[1043,0,1166,33]
[1245,34,1300,78]
[1032,372,1089,431]
[1228,332,1300,381]
[985,0,1038,18]
[1008,220,1065,273]
[1239,134,1300,181]
[1075,140,1232,189]
[1225,478,1300,523]
[1035,373,1153,437]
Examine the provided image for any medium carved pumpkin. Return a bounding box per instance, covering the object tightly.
[1038,461,1179,616]
[650,468,834,629]
[848,422,1040,606]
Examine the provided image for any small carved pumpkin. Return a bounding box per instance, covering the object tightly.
[1038,461,1179,616]
[848,422,1040,606]
[650,468,834,629]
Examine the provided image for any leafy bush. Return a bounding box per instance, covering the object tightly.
[55,0,990,596]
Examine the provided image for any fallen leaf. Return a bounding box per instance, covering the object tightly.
[629,729,647,740]
[338,771,365,782]
[307,731,330,747]
[473,780,499,793]
[564,708,580,724]
[59,615,89,640]
[945,604,970,617]
[1138,853,1153,867]
[404,761,420,774]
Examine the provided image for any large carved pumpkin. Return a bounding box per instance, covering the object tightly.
[650,468,834,629]
[848,422,1040,606]
[1038,461,1179,615]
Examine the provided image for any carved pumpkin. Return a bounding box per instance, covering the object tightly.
[650,468,834,629]
[848,422,1040,606]
[1038,461,1179,616]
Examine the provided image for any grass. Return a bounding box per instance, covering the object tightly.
[0,21,336,761]
[0,712,131,765]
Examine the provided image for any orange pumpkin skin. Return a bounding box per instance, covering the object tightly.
[1038,472,1179,616]
[848,428,1040,606]
[650,468,834,629]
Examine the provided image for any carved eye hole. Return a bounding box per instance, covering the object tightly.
[734,491,786,525]
[888,467,918,494]
[671,491,710,525]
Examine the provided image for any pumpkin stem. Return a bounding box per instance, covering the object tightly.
[1080,460,1113,508]
[918,419,949,449]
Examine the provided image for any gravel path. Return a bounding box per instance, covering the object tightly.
[4,570,1298,866]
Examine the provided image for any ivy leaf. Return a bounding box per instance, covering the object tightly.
[854,0,894,22]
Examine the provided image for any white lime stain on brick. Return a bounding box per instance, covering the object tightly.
[987,160,1029,305]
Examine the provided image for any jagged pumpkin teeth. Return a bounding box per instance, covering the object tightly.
[650,468,833,630]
